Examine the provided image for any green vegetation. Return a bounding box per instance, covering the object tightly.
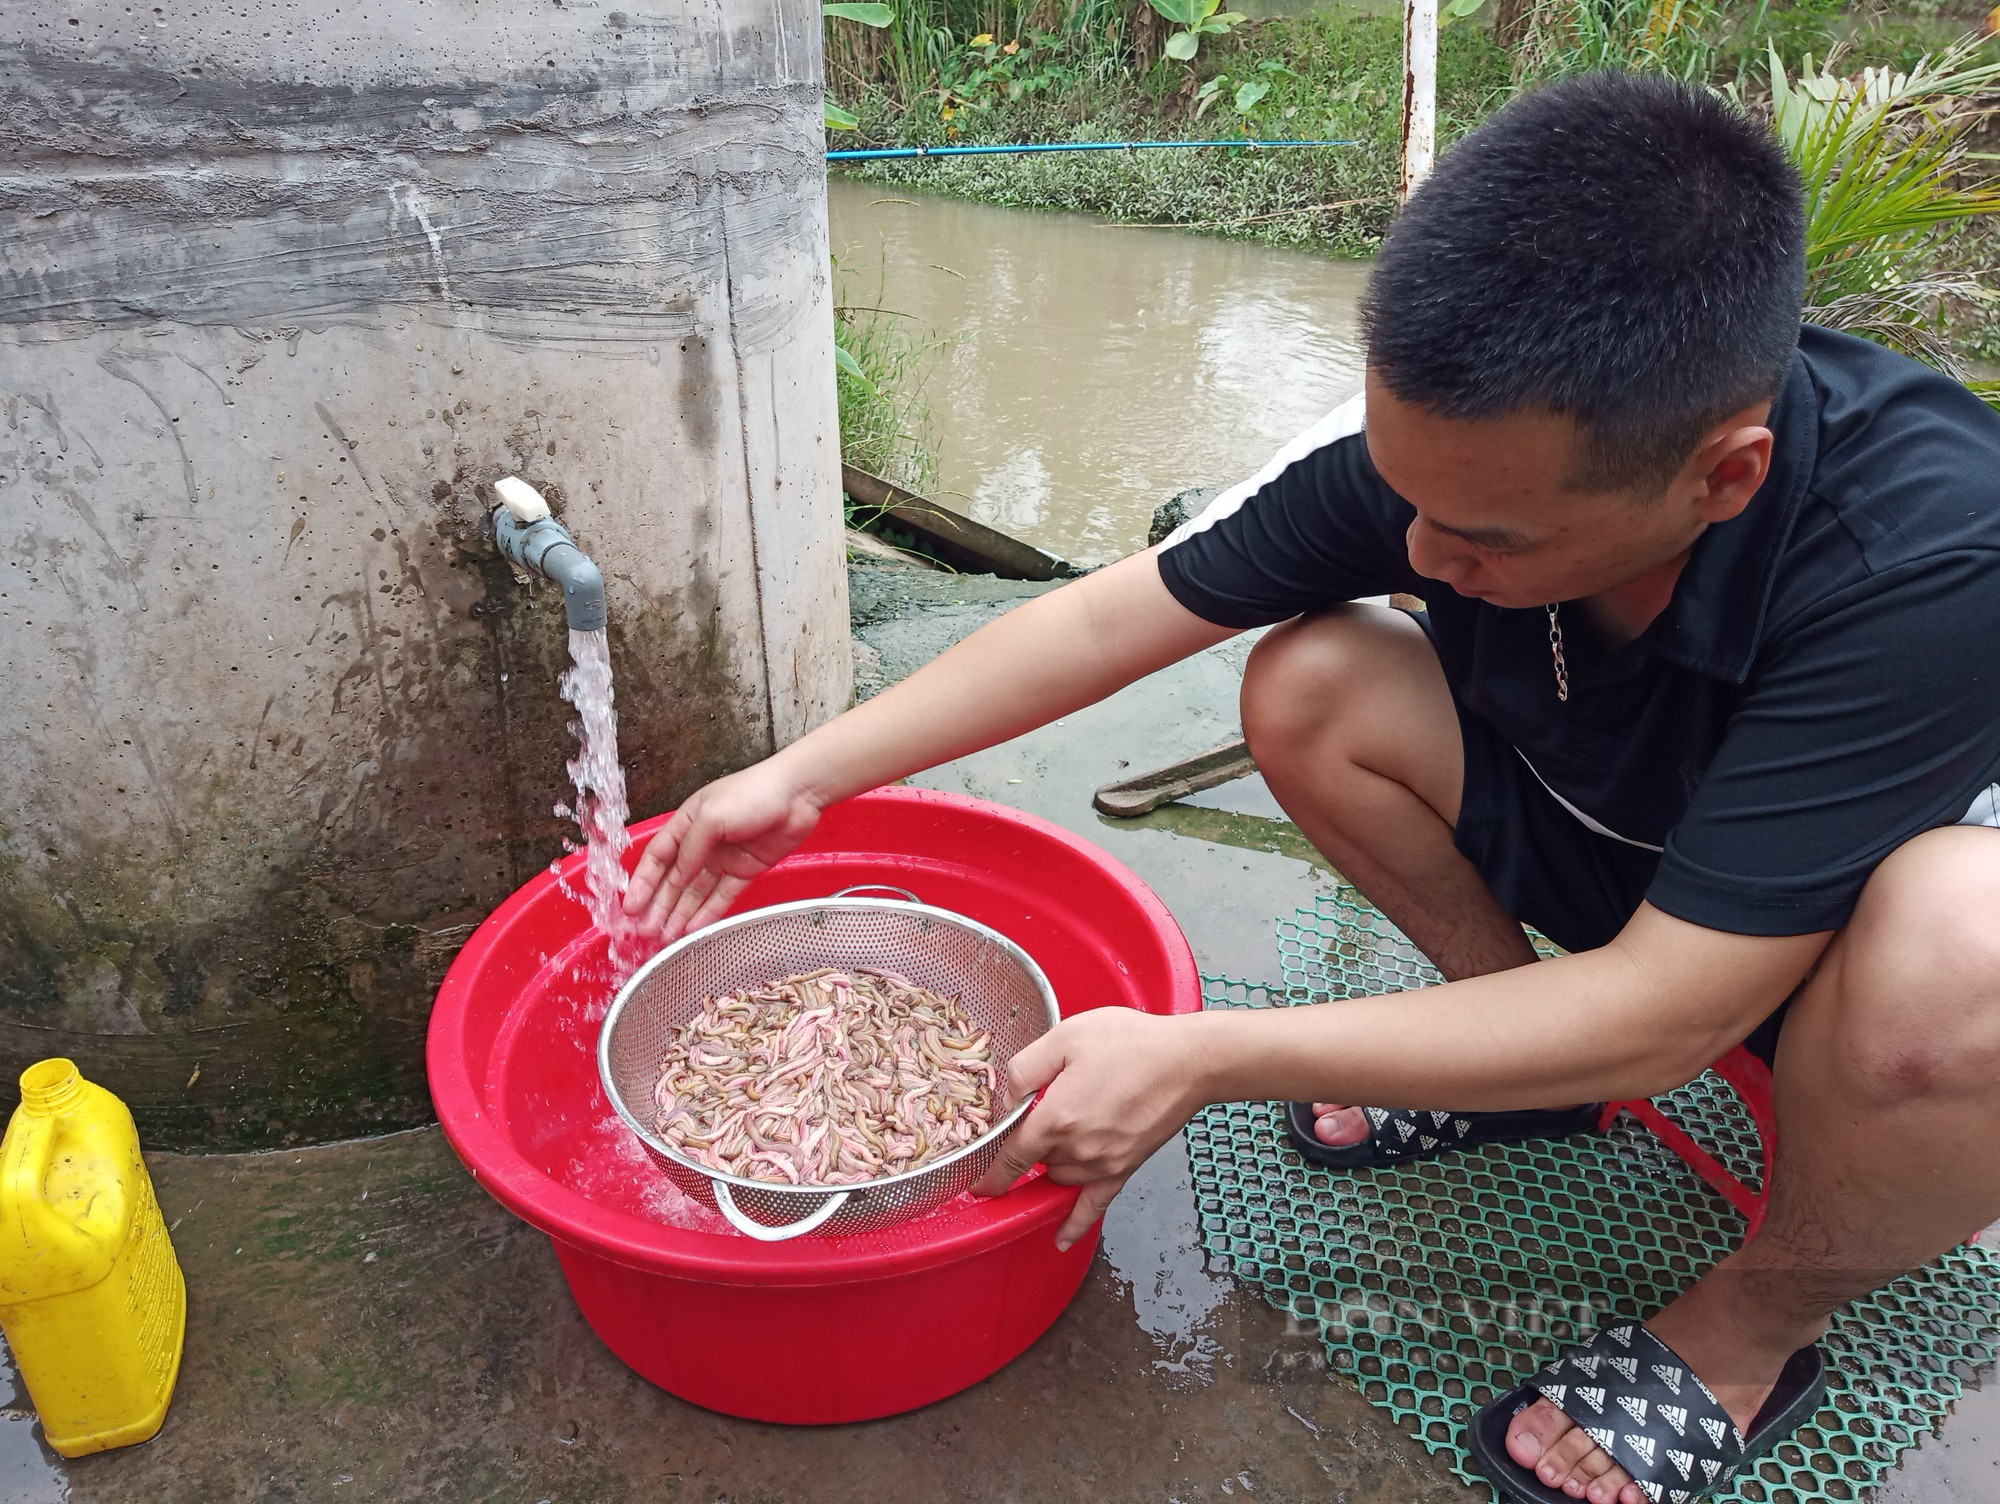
[824,1,895,129]
[1755,37,2000,386]
[1510,0,1727,85]
[833,257,947,497]
[824,0,2000,426]
[833,10,1513,254]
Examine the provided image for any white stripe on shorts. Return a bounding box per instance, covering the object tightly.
[1959,783,2000,827]
[1523,772,2000,850]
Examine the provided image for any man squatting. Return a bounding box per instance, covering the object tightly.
[625,73,2000,1504]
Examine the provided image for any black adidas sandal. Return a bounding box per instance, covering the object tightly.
[1281,1099,1605,1169]
[1466,1320,1828,1504]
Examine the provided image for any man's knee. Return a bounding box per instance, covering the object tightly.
[1240,604,1409,764]
[1827,828,2000,1106]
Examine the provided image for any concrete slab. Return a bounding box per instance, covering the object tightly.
[13,568,1995,1501]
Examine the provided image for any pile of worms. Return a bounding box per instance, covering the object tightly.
[653,967,998,1185]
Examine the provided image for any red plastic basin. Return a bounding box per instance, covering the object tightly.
[428,786,1201,1423]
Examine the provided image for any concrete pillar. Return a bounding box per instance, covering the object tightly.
[0,0,850,1147]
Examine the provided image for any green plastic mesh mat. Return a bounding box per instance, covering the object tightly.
[1187,889,2000,1502]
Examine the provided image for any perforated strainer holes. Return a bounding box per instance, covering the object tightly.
[598,898,1059,1236]
[1186,888,2000,1504]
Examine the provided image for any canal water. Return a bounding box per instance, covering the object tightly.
[827,178,1370,567]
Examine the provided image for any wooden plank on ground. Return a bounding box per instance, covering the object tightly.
[1093,738,1257,818]
[842,463,1075,581]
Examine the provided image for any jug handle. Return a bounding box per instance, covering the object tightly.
[0,1111,94,1270]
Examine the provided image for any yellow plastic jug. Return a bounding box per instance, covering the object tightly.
[0,1058,185,1457]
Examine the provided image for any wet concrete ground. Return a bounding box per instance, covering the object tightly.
[15,562,1997,1501]
[40,1128,1473,1504]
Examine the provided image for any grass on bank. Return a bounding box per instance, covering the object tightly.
[828,2,1996,252]
[826,2,2000,411]
[835,9,1514,254]
[834,256,948,502]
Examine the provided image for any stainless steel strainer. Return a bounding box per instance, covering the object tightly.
[598,886,1060,1241]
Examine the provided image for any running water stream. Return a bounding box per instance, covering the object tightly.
[556,626,650,983]
[551,627,721,1228]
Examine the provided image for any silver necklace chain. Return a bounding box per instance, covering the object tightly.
[1545,603,1570,703]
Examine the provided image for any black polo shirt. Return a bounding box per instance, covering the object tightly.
[1156,325,2000,937]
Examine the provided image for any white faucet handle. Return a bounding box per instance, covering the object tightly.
[493,475,552,523]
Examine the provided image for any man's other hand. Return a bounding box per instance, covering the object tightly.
[971,1007,1210,1250]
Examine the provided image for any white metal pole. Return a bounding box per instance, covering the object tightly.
[1402,0,1438,202]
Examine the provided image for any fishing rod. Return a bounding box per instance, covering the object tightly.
[827,137,1358,161]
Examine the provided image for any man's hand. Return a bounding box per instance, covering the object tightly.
[622,765,827,944]
[618,552,1237,946]
[971,1008,1211,1250]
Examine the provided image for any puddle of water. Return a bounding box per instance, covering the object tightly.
[0,1341,68,1504]
[1105,800,1337,874]
[1098,1135,1237,1382]
[828,179,1369,566]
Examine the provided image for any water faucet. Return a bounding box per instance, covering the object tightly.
[491,477,607,632]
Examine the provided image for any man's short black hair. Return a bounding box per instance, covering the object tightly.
[1361,71,1806,492]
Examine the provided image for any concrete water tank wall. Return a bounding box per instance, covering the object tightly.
[0,1,850,1148]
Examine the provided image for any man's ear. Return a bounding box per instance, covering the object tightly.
[1689,414,1775,524]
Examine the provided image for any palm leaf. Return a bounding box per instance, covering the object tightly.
[1755,39,2000,392]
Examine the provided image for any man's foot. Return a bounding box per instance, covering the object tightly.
[1304,1101,1590,1147]
[1307,1101,1370,1146]
[1502,1281,1827,1503]
[1286,1099,1603,1171]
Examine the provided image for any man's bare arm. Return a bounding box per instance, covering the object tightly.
[624,550,1240,938]
[974,904,1830,1247]
[1198,902,1828,1109]
[783,548,1240,809]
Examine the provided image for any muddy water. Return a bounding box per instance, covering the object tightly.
[828,179,1370,566]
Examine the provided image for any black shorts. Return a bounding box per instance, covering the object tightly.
[1424,615,1790,1068]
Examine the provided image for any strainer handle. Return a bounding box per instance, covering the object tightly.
[713,1181,853,1242]
[832,884,921,903]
